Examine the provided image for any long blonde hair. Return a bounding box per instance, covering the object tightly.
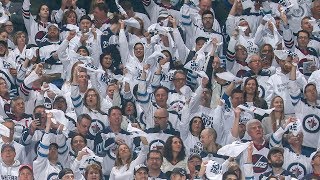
[269,96,285,132]
[114,144,132,170]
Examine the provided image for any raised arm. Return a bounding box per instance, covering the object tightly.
[22,0,32,36]
[70,67,84,116]
[171,16,190,64]
[118,20,131,65]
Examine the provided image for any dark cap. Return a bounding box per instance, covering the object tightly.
[267,147,284,160]
[58,168,73,179]
[171,168,187,176]
[80,15,92,22]
[195,36,208,43]
[134,164,148,174]
[1,143,15,153]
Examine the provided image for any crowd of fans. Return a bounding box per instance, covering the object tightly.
[0,0,320,179]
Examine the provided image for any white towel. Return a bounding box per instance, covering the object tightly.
[217,141,251,157]
[78,63,105,74]
[238,104,275,116]
[216,71,242,82]
[127,123,148,138]
[205,160,223,180]
[124,18,140,29]
[0,123,10,137]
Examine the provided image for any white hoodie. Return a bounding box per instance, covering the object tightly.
[265,67,307,115]
[0,160,20,180]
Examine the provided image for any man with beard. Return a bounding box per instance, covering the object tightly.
[259,147,296,179]
[144,108,179,152]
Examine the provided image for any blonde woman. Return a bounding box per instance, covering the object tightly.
[109,137,149,180]
[262,96,290,139]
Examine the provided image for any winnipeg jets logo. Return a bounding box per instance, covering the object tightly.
[252,154,268,173]
[291,5,305,18]
[88,119,105,138]
[303,114,320,133]
[287,162,306,179]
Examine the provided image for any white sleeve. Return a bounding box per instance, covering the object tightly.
[118,29,131,65]
[51,9,64,23]
[226,15,237,37]
[70,84,83,116]
[265,77,274,107]
[254,24,267,47]
[22,0,32,36]
[172,27,190,64]
[33,133,53,174]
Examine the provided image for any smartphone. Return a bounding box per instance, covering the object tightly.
[34,113,42,126]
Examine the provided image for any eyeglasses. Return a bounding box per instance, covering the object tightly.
[148,157,161,161]
[298,36,309,40]
[154,116,167,120]
[173,78,185,81]
[249,60,261,63]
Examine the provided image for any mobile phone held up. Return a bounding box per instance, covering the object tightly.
[34,113,42,126]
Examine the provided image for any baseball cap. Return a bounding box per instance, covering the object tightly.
[1,143,15,153]
[58,168,74,179]
[19,164,33,172]
[188,154,202,161]
[267,147,284,160]
[134,164,148,175]
[195,36,209,43]
[171,168,187,176]
[80,15,92,22]
[47,23,60,31]
[158,9,169,18]
[310,149,320,160]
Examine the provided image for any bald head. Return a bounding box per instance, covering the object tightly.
[200,128,217,147]
[154,108,169,130]
[199,0,212,14]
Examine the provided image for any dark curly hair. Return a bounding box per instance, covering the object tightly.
[163,136,186,163]
[189,116,205,137]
